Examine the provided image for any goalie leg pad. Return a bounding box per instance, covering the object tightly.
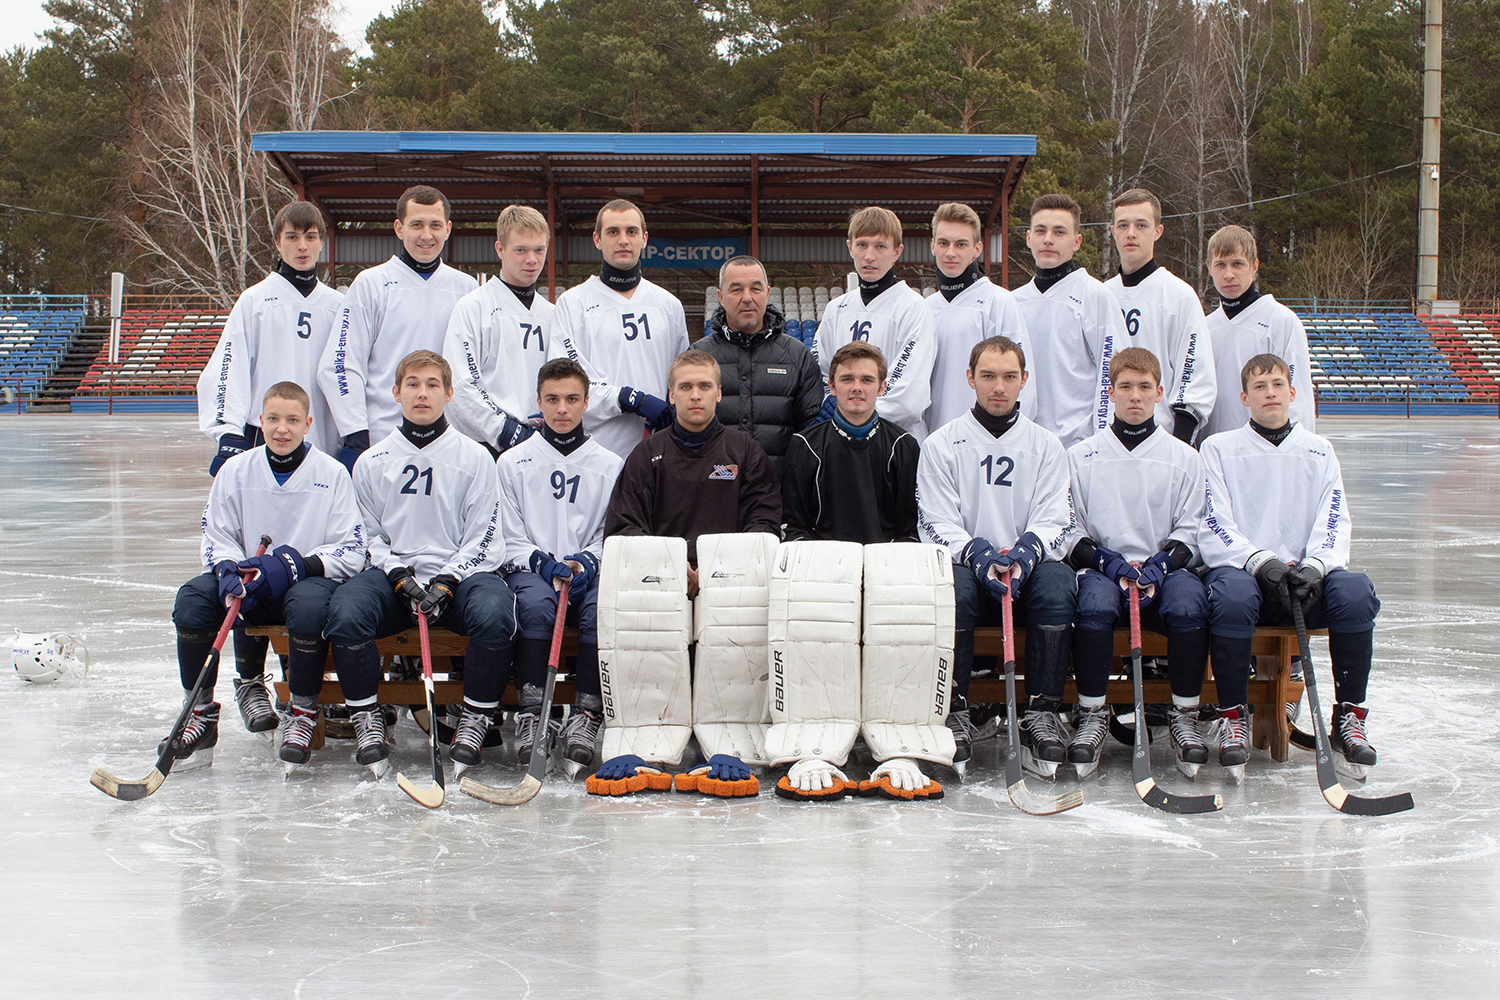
[765,541,865,767]
[597,535,693,766]
[692,532,781,764]
[860,543,958,767]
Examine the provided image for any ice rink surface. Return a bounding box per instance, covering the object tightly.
[1,415,1496,999]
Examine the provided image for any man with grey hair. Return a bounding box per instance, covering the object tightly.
[698,254,824,467]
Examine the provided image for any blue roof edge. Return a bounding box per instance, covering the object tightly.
[251,131,1037,157]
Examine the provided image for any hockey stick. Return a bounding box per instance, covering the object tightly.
[1288,588,1413,816]
[397,610,445,808]
[90,535,272,800]
[461,579,570,805]
[1128,582,1223,814]
[1000,565,1082,815]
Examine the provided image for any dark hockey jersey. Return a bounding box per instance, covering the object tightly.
[781,415,919,544]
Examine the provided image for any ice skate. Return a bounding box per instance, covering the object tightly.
[945,693,976,779]
[351,707,390,778]
[449,706,494,778]
[513,710,560,767]
[234,677,279,740]
[1020,696,1066,780]
[1214,705,1250,784]
[1067,703,1109,779]
[159,702,219,771]
[1170,705,1209,780]
[1331,702,1377,781]
[279,705,319,775]
[560,707,602,781]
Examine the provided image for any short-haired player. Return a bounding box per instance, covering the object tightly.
[319,185,478,472]
[1105,189,1217,442]
[1198,225,1317,439]
[498,358,624,773]
[170,381,366,769]
[1199,354,1382,779]
[1012,194,1129,448]
[925,202,1030,431]
[812,206,938,438]
[323,351,516,777]
[917,336,1076,772]
[547,200,690,458]
[781,342,919,544]
[443,204,557,458]
[1061,347,1212,779]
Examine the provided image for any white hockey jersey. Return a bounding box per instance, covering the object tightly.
[1201,293,1317,439]
[813,280,937,439]
[917,409,1073,562]
[1198,423,1351,572]
[197,272,343,456]
[1064,425,1204,565]
[547,275,689,459]
[1012,268,1127,449]
[925,276,1034,431]
[200,445,366,580]
[497,433,624,571]
[1104,265,1216,432]
[352,423,503,583]
[318,256,478,443]
[443,278,556,449]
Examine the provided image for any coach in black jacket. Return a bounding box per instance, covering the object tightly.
[700,255,824,468]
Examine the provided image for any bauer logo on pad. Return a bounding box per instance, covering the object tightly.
[707,464,739,481]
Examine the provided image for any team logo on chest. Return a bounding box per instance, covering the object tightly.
[707,464,739,481]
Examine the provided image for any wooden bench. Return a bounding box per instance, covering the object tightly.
[250,625,1311,762]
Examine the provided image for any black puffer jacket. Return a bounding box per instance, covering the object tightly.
[700,302,825,467]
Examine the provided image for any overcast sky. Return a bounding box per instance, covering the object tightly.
[2,1,400,56]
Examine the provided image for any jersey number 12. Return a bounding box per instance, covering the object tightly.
[979,455,1014,487]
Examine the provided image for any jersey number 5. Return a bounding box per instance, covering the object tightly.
[551,470,580,503]
[622,312,652,341]
[400,465,433,496]
[979,455,1014,487]
[296,311,313,340]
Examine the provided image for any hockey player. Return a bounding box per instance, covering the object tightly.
[498,357,624,773]
[443,204,557,457]
[1199,353,1381,779]
[781,341,918,544]
[199,201,343,472]
[170,381,365,769]
[925,202,1030,431]
[1105,189,1216,442]
[917,335,1076,774]
[812,206,937,439]
[319,185,478,472]
[1199,225,1316,439]
[603,349,782,571]
[592,349,781,795]
[1061,347,1211,779]
[1012,193,1128,448]
[548,199,690,459]
[699,255,824,468]
[323,350,515,777]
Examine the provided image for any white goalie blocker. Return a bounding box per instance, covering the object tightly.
[693,532,780,765]
[597,535,693,765]
[861,543,957,766]
[765,540,864,767]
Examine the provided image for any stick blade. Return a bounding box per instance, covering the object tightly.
[89,766,164,801]
[1007,778,1084,815]
[1320,776,1413,816]
[396,772,446,809]
[1289,724,1318,751]
[1135,775,1224,814]
[459,773,543,806]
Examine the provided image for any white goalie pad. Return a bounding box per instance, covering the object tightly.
[597,535,693,765]
[861,543,958,766]
[692,532,780,765]
[765,540,865,767]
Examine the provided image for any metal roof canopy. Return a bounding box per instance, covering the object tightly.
[253,131,1035,286]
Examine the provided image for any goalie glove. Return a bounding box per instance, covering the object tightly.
[857,757,944,801]
[674,754,759,797]
[585,754,674,796]
[774,758,854,802]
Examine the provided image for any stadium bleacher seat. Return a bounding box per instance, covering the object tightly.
[0,306,84,398]
[1298,310,1478,403]
[75,309,228,396]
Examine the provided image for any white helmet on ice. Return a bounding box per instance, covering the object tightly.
[11,631,90,684]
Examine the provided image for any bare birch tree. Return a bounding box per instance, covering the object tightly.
[1209,1,1275,205]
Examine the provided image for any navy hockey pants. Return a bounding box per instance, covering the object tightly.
[172,573,337,695]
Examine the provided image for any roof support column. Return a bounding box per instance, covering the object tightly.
[546,170,558,302]
[750,154,760,259]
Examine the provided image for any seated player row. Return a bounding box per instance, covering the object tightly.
[167,335,1380,799]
